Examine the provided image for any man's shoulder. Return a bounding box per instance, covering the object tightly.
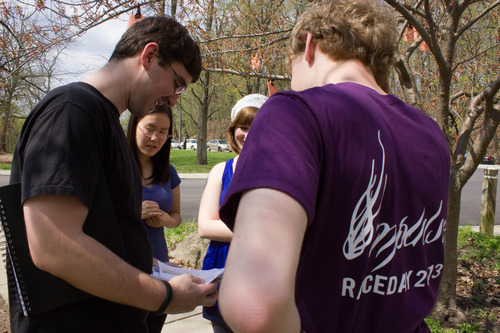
[44,82,106,106]
[40,82,116,121]
[61,82,107,105]
[45,82,91,98]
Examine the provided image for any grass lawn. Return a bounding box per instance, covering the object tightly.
[170,149,236,173]
[0,150,237,173]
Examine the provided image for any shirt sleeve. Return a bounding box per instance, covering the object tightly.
[21,100,104,208]
[219,92,322,230]
[169,164,181,189]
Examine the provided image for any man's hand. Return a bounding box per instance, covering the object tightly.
[166,274,219,314]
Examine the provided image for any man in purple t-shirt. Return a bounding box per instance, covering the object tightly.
[218,1,450,332]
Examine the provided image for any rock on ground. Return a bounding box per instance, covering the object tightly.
[170,231,210,269]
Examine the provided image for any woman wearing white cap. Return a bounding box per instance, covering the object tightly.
[198,93,268,332]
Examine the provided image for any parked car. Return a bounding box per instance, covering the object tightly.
[171,139,181,150]
[182,139,197,150]
[481,155,495,165]
[207,139,230,152]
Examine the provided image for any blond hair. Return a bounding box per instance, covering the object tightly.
[287,0,398,86]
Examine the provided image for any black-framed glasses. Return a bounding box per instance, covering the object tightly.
[167,63,186,95]
[138,126,171,140]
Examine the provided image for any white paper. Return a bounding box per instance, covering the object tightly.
[151,260,223,284]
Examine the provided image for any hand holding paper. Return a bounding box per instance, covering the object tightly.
[151,259,224,284]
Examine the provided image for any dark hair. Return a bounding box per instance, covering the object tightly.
[110,16,202,82]
[127,104,173,185]
[227,107,259,155]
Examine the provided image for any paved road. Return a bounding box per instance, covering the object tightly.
[0,174,208,221]
[460,166,499,225]
[180,178,206,221]
[0,167,498,225]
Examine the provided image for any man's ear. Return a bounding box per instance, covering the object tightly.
[304,32,316,63]
[141,42,159,68]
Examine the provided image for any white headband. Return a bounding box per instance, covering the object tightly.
[231,94,268,121]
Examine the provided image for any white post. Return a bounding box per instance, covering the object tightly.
[480,168,498,237]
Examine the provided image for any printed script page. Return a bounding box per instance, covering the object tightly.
[151,259,224,283]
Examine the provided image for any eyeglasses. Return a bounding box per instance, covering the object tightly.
[138,126,171,140]
[167,62,186,95]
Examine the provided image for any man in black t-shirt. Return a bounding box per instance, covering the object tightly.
[9,16,217,332]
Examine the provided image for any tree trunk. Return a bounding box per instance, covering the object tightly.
[197,70,210,165]
[196,0,215,166]
[431,165,466,324]
[0,90,14,152]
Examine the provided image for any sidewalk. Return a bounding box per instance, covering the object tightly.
[162,308,212,332]
[178,173,209,179]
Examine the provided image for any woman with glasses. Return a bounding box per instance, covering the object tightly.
[198,94,268,333]
[127,104,181,333]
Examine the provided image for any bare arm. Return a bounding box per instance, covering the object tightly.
[143,185,182,229]
[24,194,217,314]
[197,162,233,242]
[219,188,307,332]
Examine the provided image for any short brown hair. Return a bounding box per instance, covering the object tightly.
[287,0,398,86]
[227,107,259,155]
[110,16,202,82]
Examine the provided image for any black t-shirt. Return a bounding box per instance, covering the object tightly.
[9,82,152,332]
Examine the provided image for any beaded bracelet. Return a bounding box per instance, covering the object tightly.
[152,280,173,315]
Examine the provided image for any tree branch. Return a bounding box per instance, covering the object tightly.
[203,67,290,81]
[456,0,500,39]
[198,29,292,44]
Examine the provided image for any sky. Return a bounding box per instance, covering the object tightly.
[57,14,130,85]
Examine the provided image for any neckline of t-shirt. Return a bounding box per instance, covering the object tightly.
[143,183,160,191]
[330,82,400,105]
[75,81,120,116]
[333,82,384,94]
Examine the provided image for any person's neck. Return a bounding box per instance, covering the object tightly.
[315,56,386,95]
[139,155,154,184]
[139,154,152,170]
[82,58,137,114]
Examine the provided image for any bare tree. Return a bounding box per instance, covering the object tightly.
[0,0,161,151]
[0,1,72,151]
[384,0,500,324]
[181,0,302,164]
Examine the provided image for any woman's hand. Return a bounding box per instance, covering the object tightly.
[142,200,162,220]
[142,192,182,229]
[146,214,168,228]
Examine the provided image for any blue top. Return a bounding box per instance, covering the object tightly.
[202,158,234,323]
[142,164,181,263]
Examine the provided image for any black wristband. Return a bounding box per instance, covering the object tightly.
[153,280,173,315]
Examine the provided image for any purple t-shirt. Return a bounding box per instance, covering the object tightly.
[220,83,450,333]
